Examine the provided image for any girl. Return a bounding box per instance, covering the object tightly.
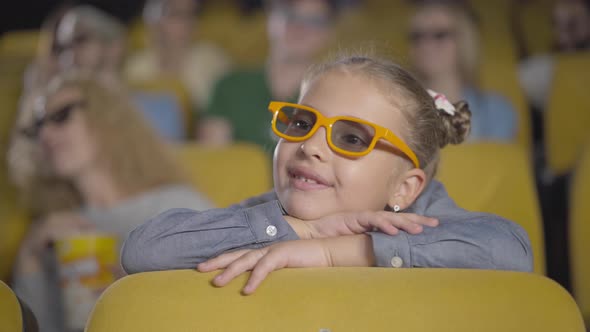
[122,54,532,294]
[9,72,212,331]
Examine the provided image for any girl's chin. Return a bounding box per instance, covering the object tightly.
[284,202,334,221]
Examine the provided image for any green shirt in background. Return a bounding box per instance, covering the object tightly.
[204,67,296,157]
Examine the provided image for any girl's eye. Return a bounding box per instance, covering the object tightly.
[342,134,366,146]
[284,118,314,136]
[333,131,372,152]
[332,120,375,152]
[293,119,313,131]
[338,133,370,149]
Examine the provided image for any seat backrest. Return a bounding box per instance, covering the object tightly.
[479,53,531,147]
[0,280,23,332]
[0,280,38,332]
[0,182,30,282]
[570,139,590,327]
[545,52,590,175]
[174,143,272,207]
[436,143,545,274]
[86,268,585,332]
[516,0,553,56]
[0,30,39,57]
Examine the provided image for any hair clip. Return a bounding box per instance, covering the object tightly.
[427,89,456,116]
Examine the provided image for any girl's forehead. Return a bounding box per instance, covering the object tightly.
[300,71,406,124]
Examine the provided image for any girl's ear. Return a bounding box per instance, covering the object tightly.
[387,168,427,210]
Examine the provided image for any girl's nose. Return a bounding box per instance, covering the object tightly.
[299,126,331,161]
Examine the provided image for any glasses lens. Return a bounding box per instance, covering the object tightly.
[275,106,317,138]
[331,120,376,153]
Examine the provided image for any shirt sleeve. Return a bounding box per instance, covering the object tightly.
[369,213,533,272]
[120,199,299,274]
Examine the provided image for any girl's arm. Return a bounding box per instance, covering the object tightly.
[368,214,532,271]
[121,193,433,274]
[201,213,532,295]
[120,198,299,274]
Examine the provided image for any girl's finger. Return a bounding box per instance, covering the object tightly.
[372,214,401,235]
[197,249,251,272]
[400,214,439,227]
[242,252,288,295]
[212,249,265,287]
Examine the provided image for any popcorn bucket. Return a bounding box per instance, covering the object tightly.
[55,234,118,331]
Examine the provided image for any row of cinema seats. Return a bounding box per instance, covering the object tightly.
[2,41,588,174]
[1,268,586,331]
[1,141,589,327]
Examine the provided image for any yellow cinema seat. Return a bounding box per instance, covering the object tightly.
[437,143,545,274]
[0,200,30,282]
[86,268,585,332]
[0,280,23,332]
[570,140,590,327]
[545,52,590,175]
[0,30,39,58]
[0,280,38,332]
[174,143,272,207]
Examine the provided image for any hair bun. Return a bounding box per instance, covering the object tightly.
[437,100,471,148]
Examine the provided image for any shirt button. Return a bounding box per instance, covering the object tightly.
[390,256,403,268]
[266,225,278,237]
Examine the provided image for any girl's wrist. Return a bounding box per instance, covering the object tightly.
[283,215,315,239]
[321,235,375,267]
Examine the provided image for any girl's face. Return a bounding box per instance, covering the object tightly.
[273,70,413,220]
[38,87,99,179]
[409,6,459,79]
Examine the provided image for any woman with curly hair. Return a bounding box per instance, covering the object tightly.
[8,72,212,331]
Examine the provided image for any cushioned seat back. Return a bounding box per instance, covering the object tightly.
[545,52,590,175]
[0,280,23,332]
[437,143,545,274]
[86,268,585,332]
[570,140,590,327]
[174,143,272,207]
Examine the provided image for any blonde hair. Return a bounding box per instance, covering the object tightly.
[412,2,481,85]
[8,72,187,214]
[301,53,471,178]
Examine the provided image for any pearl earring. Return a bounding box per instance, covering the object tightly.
[393,205,401,212]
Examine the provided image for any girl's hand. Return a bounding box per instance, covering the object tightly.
[16,212,95,274]
[286,211,438,240]
[197,240,331,295]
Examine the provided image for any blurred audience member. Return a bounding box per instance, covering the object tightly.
[408,1,518,142]
[199,0,338,155]
[519,0,590,111]
[23,3,73,92]
[8,73,212,332]
[52,5,127,84]
[49,5,190,140]
[125,0,232,111]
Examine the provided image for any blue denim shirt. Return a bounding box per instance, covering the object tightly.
[121,181,533,273]
[463,88,518,142]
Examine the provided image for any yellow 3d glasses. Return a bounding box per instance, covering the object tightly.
[268,101,420,168]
